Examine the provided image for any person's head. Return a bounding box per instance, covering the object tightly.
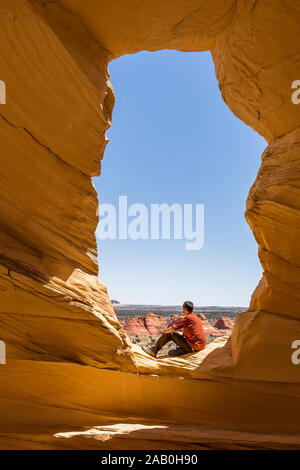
[182,301,193,316]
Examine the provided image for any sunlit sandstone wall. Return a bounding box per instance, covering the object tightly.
[29,0,300,381]
[211,0,300,381]
[0,0,134,372]
[0,0,299,447]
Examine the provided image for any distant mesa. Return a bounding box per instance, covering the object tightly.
[111,300,120,304]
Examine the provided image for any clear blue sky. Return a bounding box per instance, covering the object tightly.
[93,50,266,307]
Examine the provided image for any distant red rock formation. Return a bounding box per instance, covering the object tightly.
[168,314,182,325]
[201,321,220,336]
[198,317,220,335]
[192,312,219,335]
[144,312,168,334]
[121,312,235,337]
[123,316,149,335]
[214,317,234,330]
[197,312,207,320]
[123,312,167,335]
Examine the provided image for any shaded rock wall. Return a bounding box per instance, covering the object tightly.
[0,0,299,449]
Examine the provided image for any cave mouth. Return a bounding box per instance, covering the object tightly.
[93,49,265,344]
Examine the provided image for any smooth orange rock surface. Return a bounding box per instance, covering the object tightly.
[0,0,299,449]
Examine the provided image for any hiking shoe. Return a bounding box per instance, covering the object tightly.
[168,347,187,357]
[142,346,156,358]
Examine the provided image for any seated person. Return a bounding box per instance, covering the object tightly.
[144,301,206,357]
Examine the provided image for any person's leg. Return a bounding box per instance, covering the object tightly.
[152,332,173,356]
[168,346,187,357]
[152,332,193,356]
[170,332,193,353]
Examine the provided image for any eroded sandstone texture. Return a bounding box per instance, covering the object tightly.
[0,0,299,449]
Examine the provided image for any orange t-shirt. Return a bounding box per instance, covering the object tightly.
[172,312,206,351]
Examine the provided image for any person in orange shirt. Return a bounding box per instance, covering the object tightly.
[144,301,206,358]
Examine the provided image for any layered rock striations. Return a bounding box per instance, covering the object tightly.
[0,0,299,449]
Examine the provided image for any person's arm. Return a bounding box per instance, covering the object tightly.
[163,326,175,334]
[163,316,186,334]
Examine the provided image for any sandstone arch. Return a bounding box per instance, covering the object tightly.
[0,0,299,449]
